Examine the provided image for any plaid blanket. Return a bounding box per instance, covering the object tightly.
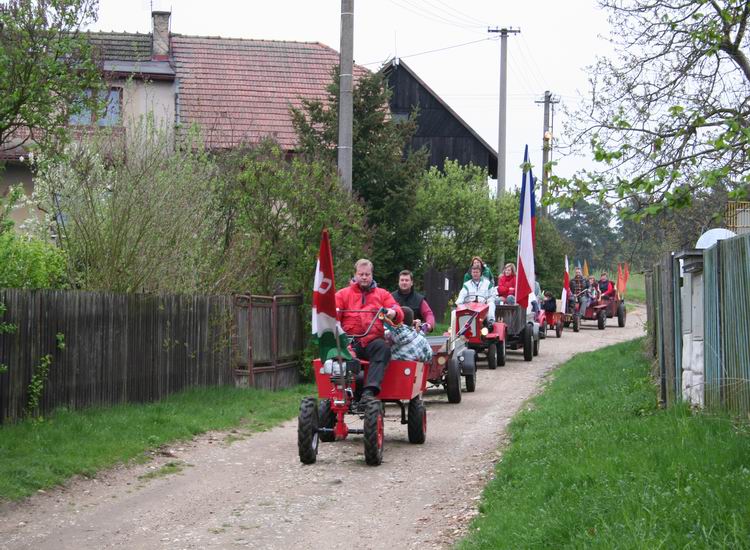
[385,324,433,362]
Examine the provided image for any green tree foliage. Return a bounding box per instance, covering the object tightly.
[552,201,620,269]
[292,68,428,286]
[416,161,498,272]
[555,0,750,217]
[0,230,66,288]
[0,0,103,152]
[534,216,572,296]
[213,140,370,295]
[33,120,220,292]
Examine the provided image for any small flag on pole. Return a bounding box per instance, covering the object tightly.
[312,229,351,361]
[561,255,570,307]
[583,259,590,278]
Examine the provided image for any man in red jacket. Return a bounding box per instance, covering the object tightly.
[336,259,403,401]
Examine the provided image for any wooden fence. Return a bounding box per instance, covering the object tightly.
[0,289,303,424]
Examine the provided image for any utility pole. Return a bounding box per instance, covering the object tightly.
[535,90,559,217]
[488,26,519,274]
[488,27,520,197]
[338,0,354,193]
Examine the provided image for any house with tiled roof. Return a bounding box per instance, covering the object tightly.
[3,10,497,226]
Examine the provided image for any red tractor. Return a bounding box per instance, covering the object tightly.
[298,309,429,466]
[447,296,508,370]
[535,308,564,338]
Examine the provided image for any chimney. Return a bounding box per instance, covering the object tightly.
[151,11,171,60]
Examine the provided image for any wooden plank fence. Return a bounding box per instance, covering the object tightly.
[0,289,303,424]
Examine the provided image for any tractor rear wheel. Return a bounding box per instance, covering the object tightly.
[573,315,580,333]
[363,400,384,465]
[523,325,533,361]
[446,358,462,403]
[487,342,498,370]
[407,397,427,444]
[617,302,627,327]
[297,397,319,464]
[555,320,563,338]
[318,399,336,442]
[597,310,607,330]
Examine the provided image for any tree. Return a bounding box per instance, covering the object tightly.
[555,0,750,217]
[552,201,620,268]
[415,161,498,272]
[0,0,102,153]
[214,140,370,295]
[292,68,428,286]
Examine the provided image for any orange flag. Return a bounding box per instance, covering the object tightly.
[583,259,589,278]
[617,263,624,298]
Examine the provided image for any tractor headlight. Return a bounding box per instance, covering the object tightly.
[437,356,447,366]
[481,327,489,336]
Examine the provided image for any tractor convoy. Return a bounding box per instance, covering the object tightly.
[299,281,628,466]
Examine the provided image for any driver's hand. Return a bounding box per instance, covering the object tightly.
[385,308,397,320]
[413,319,422,331]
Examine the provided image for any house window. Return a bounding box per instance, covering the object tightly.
[69,88,122,126]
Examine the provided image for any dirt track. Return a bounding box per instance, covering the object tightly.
[0,307,646,550]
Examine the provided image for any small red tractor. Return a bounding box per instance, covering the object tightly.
[535,308,564,338]
[424,319,480,404]
[298,309,429,466]
[496,303,538,360]
[447,295,507,371]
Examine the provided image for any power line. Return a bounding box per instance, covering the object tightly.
[360,36,498,67]
[418,0,489,28]
[386,0,485,31]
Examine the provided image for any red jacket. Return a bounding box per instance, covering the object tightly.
[599,280,615,299]
[497,273,516,298]
[336,281,403,347]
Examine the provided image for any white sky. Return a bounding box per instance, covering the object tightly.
[90,0,612,190]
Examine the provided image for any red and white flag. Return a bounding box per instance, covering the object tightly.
[515,145,536,310]
[561,255,571,306]
[312,229,351,361]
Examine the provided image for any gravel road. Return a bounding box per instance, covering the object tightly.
[0,306,646,550]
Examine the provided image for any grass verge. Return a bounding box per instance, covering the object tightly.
[458,339,750,548]
[0,384,314,501]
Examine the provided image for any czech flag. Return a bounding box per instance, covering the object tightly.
[312,229,351,361]
[515,145,536,309]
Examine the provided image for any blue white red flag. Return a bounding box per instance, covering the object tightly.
[561,255,570,306]
[515,145,536,309]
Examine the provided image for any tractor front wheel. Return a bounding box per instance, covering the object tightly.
[363,400,384,465]
[446,358,462,404]
[597,310,607,330]
[298,397,319,464]
[407,397,427,444]
[487,342,498,370]
[318,399,336,442]
[497,340,506,367]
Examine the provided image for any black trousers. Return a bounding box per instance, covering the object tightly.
[353,338,391,394]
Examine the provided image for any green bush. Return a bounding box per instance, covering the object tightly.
[0,232,66,289]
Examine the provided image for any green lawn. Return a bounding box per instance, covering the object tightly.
[0,384,314,501]
[458,339,750,549]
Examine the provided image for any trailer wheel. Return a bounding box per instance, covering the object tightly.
[597,310,607,330]
[533,333,540,356]
[464,371,476,392]
[573,315,580,333]
[297,397,319,464]
[363,400,384,465]
[318,399,336,442]
[463,349,477,392]
[407,397,427,444]
[617,302,627,327]
[487,342,498,370]
[446,358,462,404]
[555,320,563,338]
[523,325,533,362]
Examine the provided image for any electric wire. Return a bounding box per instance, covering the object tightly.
[360,36,498,67]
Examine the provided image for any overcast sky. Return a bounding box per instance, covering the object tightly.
[89,0,611,190]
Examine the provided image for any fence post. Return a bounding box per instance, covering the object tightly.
[272,296,279,391]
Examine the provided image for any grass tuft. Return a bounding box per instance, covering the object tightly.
[0,384,314,501]
[459,339,750,549]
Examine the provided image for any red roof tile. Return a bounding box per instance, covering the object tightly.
[171,36,369,150]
